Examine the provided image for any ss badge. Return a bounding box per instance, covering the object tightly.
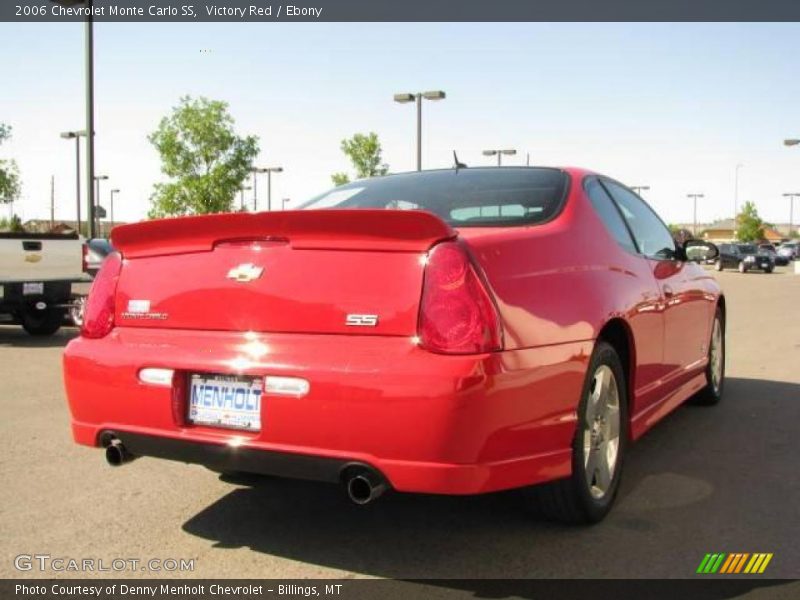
[346,314,379,327]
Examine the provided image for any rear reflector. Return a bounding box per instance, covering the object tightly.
[138,368,175,386]
[264,376,310,398]
[418,241,503,354]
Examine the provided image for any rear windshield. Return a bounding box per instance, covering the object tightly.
[738,244,757,253]
[297,168,569,227]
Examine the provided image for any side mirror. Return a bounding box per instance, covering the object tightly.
[682,239,719,263]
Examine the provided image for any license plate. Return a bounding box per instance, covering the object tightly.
[188,374,262,432]
[23,282,44,295]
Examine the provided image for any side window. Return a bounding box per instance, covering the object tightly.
[602,181,676,260]
[585,178,637,254]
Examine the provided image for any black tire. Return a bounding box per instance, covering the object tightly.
[21,307,63,336]
[738,261,747,273]
[692,307,725,406]
[714,260,723,271]
[764,266,773,274]
[523,341,628,524]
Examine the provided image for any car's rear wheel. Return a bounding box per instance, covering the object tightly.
[524,341,627,524]
[764,265,774,274]
[21,306,63,336]
[714,260,723,271]
[692,308,725,406]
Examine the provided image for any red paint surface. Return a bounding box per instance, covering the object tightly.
[63,168,722,494]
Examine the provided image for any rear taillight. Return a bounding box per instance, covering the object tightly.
[418,241,502,354]
[81,251,122,339]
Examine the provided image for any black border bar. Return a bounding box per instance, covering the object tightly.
[4,579,800,600]
[5,0,800,22]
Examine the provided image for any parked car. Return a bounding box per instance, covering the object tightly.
[758,243,788,266]
[63,167,725,524]
[777,241,799,262]
[0,231,90,335]
[715,243,775,273]
[69,238,115,327]
[84,238,114,277]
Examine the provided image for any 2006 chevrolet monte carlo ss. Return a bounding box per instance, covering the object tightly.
[63,167,725,523]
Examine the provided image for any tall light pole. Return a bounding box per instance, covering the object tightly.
[393,91,446,171]
[60,130,86,234]
[687,193,705,237]
[251,167,268,211]
[93,175,108,237]
[110,188,119,228]
[51,0,96,237]
[262,167,283,211]
[482,149,517,166]
[783,193,800,238]
[734,163,743,220]
[239,185,252,211]
[631,186,650,196]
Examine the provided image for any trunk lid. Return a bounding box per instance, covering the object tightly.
[111,210,455,336]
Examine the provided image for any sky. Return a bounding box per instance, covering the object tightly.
[2,22,800,227]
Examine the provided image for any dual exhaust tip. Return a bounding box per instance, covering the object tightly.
[104,440,137,467]
[103,438,387,505]
[344,469,387,505]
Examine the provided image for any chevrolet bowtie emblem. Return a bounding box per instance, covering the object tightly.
[227,263,264,282]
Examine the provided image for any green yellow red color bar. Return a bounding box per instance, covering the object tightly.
[697,553,773,574]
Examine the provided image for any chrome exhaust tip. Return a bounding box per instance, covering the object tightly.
[105,441,136,467]
[346,471,387,505]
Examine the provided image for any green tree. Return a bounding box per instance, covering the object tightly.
[148,96,259,218]
[331,132,388,184]
[0,123,21,203]
[331,172,350,187]
[735,201,765,242]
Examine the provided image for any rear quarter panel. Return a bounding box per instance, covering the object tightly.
[459,172,666,417]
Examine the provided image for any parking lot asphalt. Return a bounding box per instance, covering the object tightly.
[1,267,798,584]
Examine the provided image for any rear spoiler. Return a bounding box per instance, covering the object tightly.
[111,209,456,258]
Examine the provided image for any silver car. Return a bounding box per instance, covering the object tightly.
[777,242,799,261]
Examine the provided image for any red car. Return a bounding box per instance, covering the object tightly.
[63,167,725,523]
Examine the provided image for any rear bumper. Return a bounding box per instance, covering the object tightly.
[64,327,590,494]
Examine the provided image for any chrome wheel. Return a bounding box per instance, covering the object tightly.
[709,317,723,394]
[70,296,86,327]
[583,365,621,499]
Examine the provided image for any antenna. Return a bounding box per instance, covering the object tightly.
[453,151,467,170]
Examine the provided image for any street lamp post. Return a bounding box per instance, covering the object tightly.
[631,186,650,196]
[482,149,517,166]
[262,167,283,211]
[93,175,108,237]
[251,167,269,211]
[239,186,252,211]
[51,0,97,237]
[687,193,705,237]
[783,193,800,238]
[393,91,446,171]
[110,188,119,228]
[60,130,86,235]
[734,163,744,220]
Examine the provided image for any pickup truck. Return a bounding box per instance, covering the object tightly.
[0,232,91,335]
